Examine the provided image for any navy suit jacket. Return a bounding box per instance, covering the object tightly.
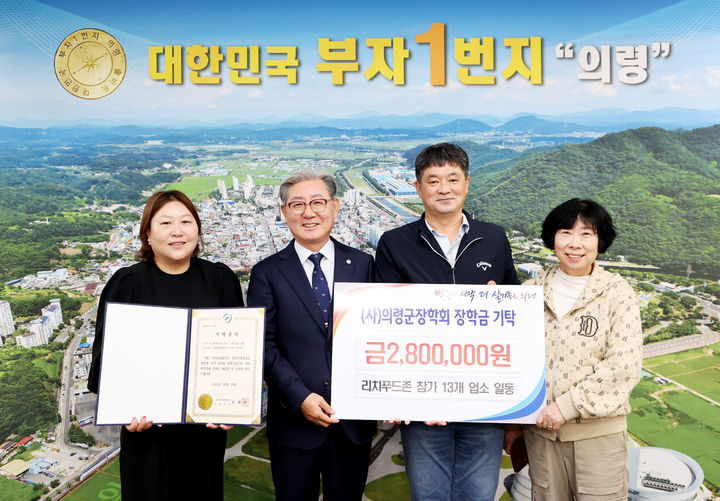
[247,238,377,449]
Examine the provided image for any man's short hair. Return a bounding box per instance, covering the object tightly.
[541,198,617,254]
[415,143,469,181]
[279,168,338,204]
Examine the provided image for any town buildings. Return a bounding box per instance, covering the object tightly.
[16,300,63,348]
[0,300,15,338]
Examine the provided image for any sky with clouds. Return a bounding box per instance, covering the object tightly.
[0,0,718,125]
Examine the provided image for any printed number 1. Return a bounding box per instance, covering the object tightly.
[416,23,446,85]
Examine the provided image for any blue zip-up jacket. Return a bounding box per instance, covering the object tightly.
[374,212,520,286]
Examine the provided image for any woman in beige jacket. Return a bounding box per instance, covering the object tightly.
[509,198,643,501]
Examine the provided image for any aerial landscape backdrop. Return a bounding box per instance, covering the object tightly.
[0,0,719,499]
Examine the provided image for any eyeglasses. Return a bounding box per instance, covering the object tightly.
[286,198,331,215]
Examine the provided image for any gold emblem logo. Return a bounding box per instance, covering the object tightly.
[198,393,213,410]
[54,28,126,99]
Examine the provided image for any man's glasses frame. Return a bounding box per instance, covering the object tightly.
[286,198,331,215]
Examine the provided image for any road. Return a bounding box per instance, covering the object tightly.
[369,423,399,464]
[56,309,89,449]
[260,217,277,254]
[643,323,719,359]
[697,295,720,318]
[55,303,118,450]
[47,303,122,499]
[636,280,720,359]
[223,426,269,463]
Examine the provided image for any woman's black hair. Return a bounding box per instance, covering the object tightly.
[541,198,617,253]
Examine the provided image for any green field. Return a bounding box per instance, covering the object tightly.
[68,434,521,501]
[365,472,410,501]
[166,176,220,198]
[67,455,275,501]
[355,139,429,151]
[32,351,63,379]
[66,460,121,501]
[0,476,35,501]
[242,427,270,460]
[662,391,720,428]
[226,425,255,448]
[68,428,275,501]
[164,144,384,200]
[345,167,380,195]
[104,457,121,476]
[649,361,687,377]
[643,342,720,368]
[11,442,40,461]
[223,485,273,501]
[166,157,297,199]
[257,146,375,162]
[224,456,274,499]
[629,361,720,489]
[673,368,720,402]
[643,342,720,401]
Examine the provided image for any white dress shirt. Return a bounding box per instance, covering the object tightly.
[294,239,335,297]
[425,214,470,266]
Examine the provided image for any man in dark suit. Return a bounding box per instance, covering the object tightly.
[247,169,376,501]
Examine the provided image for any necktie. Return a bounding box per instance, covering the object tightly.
[309,253,331,328]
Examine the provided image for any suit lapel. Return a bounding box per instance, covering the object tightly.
[333,240,355,284]
[277,242,327,331]
[330,240,355,338]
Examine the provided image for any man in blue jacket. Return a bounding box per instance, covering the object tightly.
[248,169,376,501]
[374,143,519,501]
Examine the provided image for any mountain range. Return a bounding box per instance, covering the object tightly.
[2,107,720,135]
[463,125,720,275]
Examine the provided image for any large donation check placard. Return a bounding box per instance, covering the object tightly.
[95,303,264,426]
[331,283,545,423]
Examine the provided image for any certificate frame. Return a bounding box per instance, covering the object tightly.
[94,302,265,426]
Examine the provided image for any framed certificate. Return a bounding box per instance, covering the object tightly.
[331,283,546,423]
[95,303,264,426]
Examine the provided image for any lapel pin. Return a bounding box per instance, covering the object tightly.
[346,259,352,264]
